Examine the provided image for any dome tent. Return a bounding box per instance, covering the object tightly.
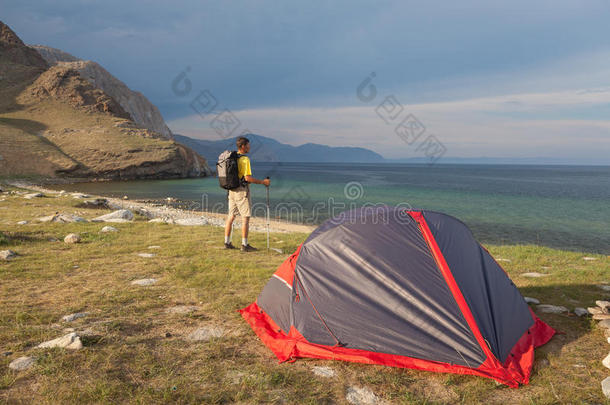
[240,207,555,387]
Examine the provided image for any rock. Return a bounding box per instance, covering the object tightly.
[496,258,511,262]
[149,217,175,224]
[64,233,80,244]
[58,190,66,196]
[131,278,157,286]
[605,329,610,338]
[524,297,540,305]
[148,245,161,249]
[536,304,568,314]
[39,213,87,223]
[521,272,549,278]
[583,257,597,261]
[166,305,200,314]
[62,312,88,322]
[593,314,610,320]
[175,218,208,226]
[122,195,129,200]
[187,326,225,342]
[16,220,27,225]
[598,285,610,292]
[80,198,108,208]
[603,353,610,369]
[603,377,610,399]
[71,193,90,199]
[596,301,610,313]
[100,226,118,233]
[311,366,336,378]
[598,319,610,330]
[0,250,17,260]
[8,356,35,371]
[137,253,155,258]
[37,332,83,350]
[589,307,604,315]
[92,209,134,223]
[24,192,44,199]
[573,307,588,317]
[346,386,381,405]
[608,337,610,344]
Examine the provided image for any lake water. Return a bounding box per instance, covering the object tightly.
[49,163,610,254]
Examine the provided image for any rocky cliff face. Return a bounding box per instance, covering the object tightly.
[29,45,174,140]
[0,21,212,180]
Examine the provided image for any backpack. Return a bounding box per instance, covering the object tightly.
[216,150,243,190]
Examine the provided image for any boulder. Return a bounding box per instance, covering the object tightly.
[64,233,80,244]
[92,209,134,223]
[536,305,568,314]
[603,353,610,369]
[593,314,610,321]
[0,250,17,260]
[589,307,604,315]
[596,301,610,313]
[8,356,35,371]
[100,226,118,233]
[39,213,87,223]
[37,332,83,350]
[598,319,610,330]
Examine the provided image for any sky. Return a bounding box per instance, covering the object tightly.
[3,0,610,163]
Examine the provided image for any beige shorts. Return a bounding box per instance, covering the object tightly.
[228,186,251,217]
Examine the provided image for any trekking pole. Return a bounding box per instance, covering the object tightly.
[265,177,270,252]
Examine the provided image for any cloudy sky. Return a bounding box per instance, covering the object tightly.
[4,0,610,163]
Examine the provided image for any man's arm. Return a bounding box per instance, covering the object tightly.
[244,175,270,186]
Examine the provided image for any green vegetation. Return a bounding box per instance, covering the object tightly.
[0,185,609,404]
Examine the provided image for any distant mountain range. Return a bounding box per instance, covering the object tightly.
[174,134,385,164]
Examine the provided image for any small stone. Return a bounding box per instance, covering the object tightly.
[346,386,381,405]
[16,220,27,225]
[598,285,610,292]
[9,356,35,371]
[137,253,155,258]
[583,257,597,261]
[607,337,610,344]
[71,193,90,199]
[62,312,88,322]
[593,314,610,320]
[524,297,540,305]
[589,307,604,315]
[603,377,610,399]
[573,307,588,317]
[131,278,157,286]
[59,190,66,195]
[165,332,172,338]
[3,351,12,356]
[64,233,80,244]
[596,301,610,313]
[1,250,17,260]
[148,245,161,249]
[603,353,610,369]
[122,195,129,200]
[24,192,44,199]
[572,364,586,368]
[536,304,568,314]
[166,305,200,314]
[187,326,225,342]
[175,218,208,226]
[92,209,134,223]
[48,237,59,242]
[312,366,336,378]
[100,226,118,233]
[496,258,511,262]
[521,272,549,278]
[37,332,83,350]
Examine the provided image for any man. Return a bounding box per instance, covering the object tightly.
[224,136,270,252]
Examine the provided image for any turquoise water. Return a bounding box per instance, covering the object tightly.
[49,163,610,254]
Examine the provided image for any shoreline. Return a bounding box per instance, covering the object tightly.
[5,180,316,235]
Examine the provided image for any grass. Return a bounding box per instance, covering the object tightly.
[0,184,609,404]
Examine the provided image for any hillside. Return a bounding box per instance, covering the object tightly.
[0,21,211,180]
[174,133,385,163]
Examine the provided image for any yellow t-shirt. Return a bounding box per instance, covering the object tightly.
[237,155,252,180]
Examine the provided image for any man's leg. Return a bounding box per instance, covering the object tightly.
[225,214,235,238]
[242,216,250,240]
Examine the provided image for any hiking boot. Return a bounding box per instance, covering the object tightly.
[224,242,236,249]
[241,244,258,252]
